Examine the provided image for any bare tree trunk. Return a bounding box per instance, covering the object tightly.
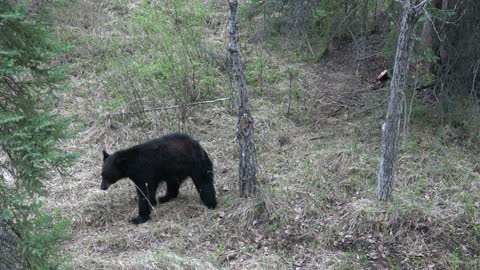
[0,222,28,270]
[377,0,429,201]
[228,0,257,197]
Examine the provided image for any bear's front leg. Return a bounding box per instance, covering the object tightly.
[130,183,151,224]
[129,215,149,225]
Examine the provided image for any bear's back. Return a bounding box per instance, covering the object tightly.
[128,133,201,160]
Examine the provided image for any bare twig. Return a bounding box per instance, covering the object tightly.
[356,52,382,61]
[109,97,231,116]
[470,58,480,102]
[422,1,465,43]
[308,135,327,141]
[129,181,158,219]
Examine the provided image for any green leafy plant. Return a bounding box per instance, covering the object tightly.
[102,0,226,129]
[245,55,283,94]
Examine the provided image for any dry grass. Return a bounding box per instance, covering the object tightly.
[41,0,480,269]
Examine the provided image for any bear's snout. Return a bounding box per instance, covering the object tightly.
[100,182,110,190]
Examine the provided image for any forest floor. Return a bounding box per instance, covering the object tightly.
[43,1,479,269]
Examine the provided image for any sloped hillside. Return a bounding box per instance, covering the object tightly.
[44,0,480,269]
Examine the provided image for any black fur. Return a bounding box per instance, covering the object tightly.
[101,133,217,224]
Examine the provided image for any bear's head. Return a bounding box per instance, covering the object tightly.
[101,150,127,190]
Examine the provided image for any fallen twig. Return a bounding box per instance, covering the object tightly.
[309,135,327,141]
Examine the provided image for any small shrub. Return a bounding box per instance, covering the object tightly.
[102,0,227,130]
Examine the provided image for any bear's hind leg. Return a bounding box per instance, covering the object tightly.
[158,179,180,203]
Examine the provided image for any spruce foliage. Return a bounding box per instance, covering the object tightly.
[0,1,75,269]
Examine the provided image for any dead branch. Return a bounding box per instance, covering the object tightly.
[109,97,231,116]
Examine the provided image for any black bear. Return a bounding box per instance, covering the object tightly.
[100,133,217,224]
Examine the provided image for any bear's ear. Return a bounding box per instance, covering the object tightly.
[102,150,110,160]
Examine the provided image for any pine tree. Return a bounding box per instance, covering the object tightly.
[0,1,75,268]
[0,0,76,192]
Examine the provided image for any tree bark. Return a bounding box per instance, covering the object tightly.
[0,222,28,270]
[228,0,257,197]
[377,0,429,201]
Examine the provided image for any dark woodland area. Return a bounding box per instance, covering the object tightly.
[1,0,479,269]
